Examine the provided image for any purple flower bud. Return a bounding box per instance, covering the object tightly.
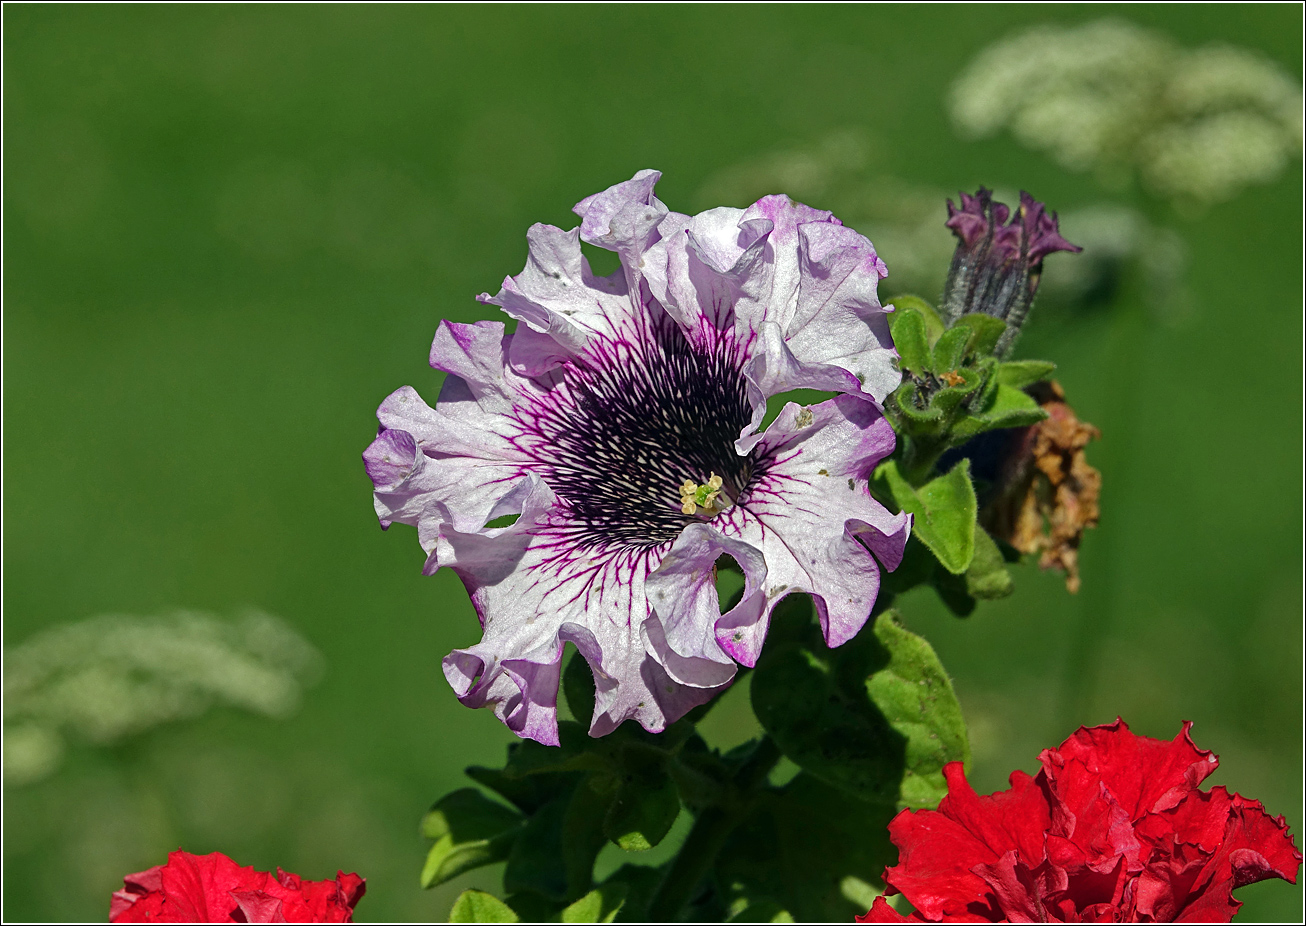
[941,188,1080,355]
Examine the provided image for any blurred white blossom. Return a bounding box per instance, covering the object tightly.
[4,609,323,787]
[950,19,1302,206]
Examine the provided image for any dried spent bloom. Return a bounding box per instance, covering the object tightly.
[111,850,365,923]
[981,381,1101,593]
[940,188,1080,355]
[859,719,1301,923]
[365,170,910,743]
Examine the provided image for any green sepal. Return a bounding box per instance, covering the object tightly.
[996,359,1056,389]
[421,789,525,889]
[892,381,944,431]
[561,884,629,923]
[602,759,681,850]
[930,325,971,376]
[449,890,520,923]
[952,384,1047,440]
[952,313,1007,357]
[890,295,945,346]
[872,459,977,574]
[926,368,984,416]
[965,528,1014,600]
[888,307,930,374]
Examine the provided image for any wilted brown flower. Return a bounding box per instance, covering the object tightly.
[984,380,1100,592]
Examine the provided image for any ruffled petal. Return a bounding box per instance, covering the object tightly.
[1041,719,1220,824]
[573,168,668,293]
[478,223,635,366]
[436,475,724,744]
[719,395,909,653]
[881,764,1056,920]
[642,523,768,688]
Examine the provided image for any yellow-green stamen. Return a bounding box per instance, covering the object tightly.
[679,473,727,516]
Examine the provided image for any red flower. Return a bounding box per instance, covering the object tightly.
[110,849,365,923]
[859,720,1300,923]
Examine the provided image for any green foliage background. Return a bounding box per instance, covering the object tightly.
[4,5,1301,921]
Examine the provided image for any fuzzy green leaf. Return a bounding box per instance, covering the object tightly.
[873,459,976,574]
[890,295,945,345]
[888,307,930,374]
[996,359,1056,389]
[751,607,969,812]
[449,890,520,923]
[865,612,971,808]
[952,313,1007,357]
[930,325,971,376]
[966,528,1014,600]
[421,789,524,889]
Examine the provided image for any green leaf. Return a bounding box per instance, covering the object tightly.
[929,325,971,376]
[421,788,524,888]
[716,773,897,922]
[598,865,664,923]
[449,890,520,923]
[888,307,929,374]
[504,797,571,901]
[561,883,628,923]
[866,612,971,809]
[890,295,945,345]
[965,528,1014,600]
[602,759,681,850]
[750,607,969,812]
[501,775,608,904]
[952,313,1007,357]
[996,359,1056,389]
[873,459,977,574]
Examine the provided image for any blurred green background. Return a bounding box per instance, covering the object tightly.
[4,5,1301,922]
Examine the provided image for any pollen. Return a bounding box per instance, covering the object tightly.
[679,473,729,517]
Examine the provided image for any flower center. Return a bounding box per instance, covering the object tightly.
[679,474,732,517]
[523,317,760,551]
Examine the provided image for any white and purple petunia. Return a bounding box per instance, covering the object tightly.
[364,170,911,745]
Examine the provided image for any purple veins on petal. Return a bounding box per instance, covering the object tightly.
[365,169,911,743]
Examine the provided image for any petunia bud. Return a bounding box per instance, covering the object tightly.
[940,188,1081,356]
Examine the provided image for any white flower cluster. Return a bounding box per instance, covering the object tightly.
[950,19,1302,206]
[3,610,322,787]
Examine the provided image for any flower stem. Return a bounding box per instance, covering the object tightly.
[646,736,782,920]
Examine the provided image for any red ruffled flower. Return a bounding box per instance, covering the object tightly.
[859,720,1299,923]
[110,849,365,923]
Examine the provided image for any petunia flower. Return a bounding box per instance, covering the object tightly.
[859,719,1301,923]
[364,170,910,744]
[110,849,365,923]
